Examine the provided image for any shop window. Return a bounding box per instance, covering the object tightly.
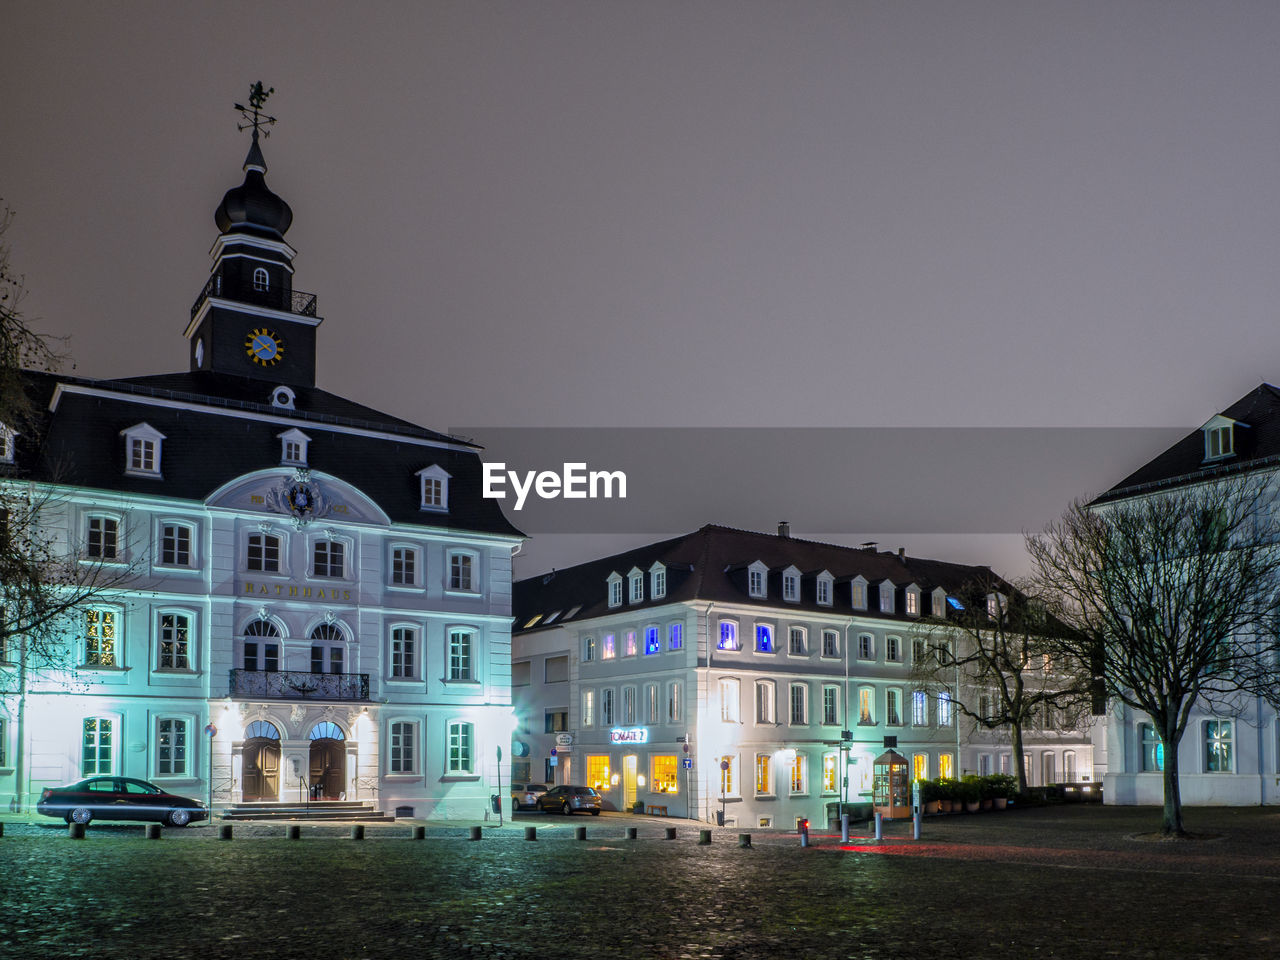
[587,755,611,792]
[650,755,678,794]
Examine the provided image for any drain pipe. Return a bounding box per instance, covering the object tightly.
[703,601,715,824]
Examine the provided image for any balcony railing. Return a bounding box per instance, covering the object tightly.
[190,276,319,320]
[229,668,369,702]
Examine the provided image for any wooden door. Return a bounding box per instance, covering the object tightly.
[242,739,280,800]
[309,739,345,799]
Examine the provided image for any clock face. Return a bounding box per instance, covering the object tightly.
[246,328,284,366]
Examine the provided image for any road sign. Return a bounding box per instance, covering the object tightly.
[550,747,557,756]
[549,756,558,766]
[682,757,693,769]
[204,723,217,738]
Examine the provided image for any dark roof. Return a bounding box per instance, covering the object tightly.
[514,524,1009,631]
[9,368,521,538]
[1095,383,1280,503]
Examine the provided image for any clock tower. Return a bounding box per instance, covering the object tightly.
[184,86,320,387]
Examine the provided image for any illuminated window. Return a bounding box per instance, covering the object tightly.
[668,622,683,650]
[391,547,417,586]
[933,590,946,617]
[886,636,901,662]
[885,688,901,726]
[857,687,874,725]
[851,581,866,609]
[879,584,894,613]
[912,753,928,781]
[156,718,187,776]
[718,621,739,651]
[906,589,919,615]
[821,630,839,658]
[587,755,611,791]
[790,753,808,794]
[911,690,928,726]
[822,686,839,725]
[1140,722,1163,772]
[583,636,597,662]
[644,626,660,655]
[720,755,736,796]
[622,686,636,724]
[391,627,416,679]
[650,755,678,794]
[84,609,117,666]
[667,681,682,722]
[939,753,954,779]
[82,718,114,776]
[448,629,473,680]
[448,552,475,592]
[1205,720,1233,772]
[937,691,954,726]
[601,689,615,726]
[160,523,193,567]
[755,754,772,795]
[789,683,807,724]
[313,539,345,578]
[247,533,280,572]
[755,680,776,724]
[602,634,616,659]
[719,678,740,722]
[582,690,595,727]
[625,630,637,656]
[788,627,806,655]
[755,624,774,653]
[158,613,190,670]
[446,721,473,773]
[87,516,119,561]
[858,634,874,660]
[822,754,838,793]
[390,721,416,773]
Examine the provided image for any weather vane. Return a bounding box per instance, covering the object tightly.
[234,81,277,138]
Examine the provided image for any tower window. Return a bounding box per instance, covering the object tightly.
[253,267,269,292]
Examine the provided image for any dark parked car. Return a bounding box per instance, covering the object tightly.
[535,785,603,815]
[511,782,548,810]
[37,777,208,827]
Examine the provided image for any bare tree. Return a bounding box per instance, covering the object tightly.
[1027,478,1280,837]
[911,578,1094,794]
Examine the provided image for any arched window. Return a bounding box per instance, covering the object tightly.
[243,620,281,672]
[309,721,345,741]
[310,623,347,674]
[253,267,269,292]
[245,720,280,740]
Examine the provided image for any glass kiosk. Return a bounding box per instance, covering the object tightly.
[872,749,911,819]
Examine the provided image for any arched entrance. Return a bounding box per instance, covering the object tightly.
[309,721,346,799]
[242,720,281,801]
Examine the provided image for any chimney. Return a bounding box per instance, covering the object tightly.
[778,521,790,538]
[898,547,906,562]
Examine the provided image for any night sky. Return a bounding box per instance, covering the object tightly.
[6,2,1280,577]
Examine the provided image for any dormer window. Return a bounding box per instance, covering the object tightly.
[747,561,769,599]
[905,585,921,617]
[649,562,666,600]
[270,386,296,410]
[278,428,310,466]
[607,572,623,608]
[1203,416,1237,461]
[782,566,801,603]
[879,581,895,614]
[121,423,165,478]
[932,587,948,618]
[252,267,269,292]
[0,423,15,464]
[851,577,867,610]
[816,571,833,606]
[628,567,644,603]
[416,465,450,512]
[987,592,1006,621]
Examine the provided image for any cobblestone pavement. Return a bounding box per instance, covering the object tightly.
[1,805,1277,960]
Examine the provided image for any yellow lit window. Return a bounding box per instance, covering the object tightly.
[755,754,771,795]
[913,753,928,781]
[650,755,678,794]
[720,755,734,795]
[822,754,837,793]
[790,754,807,793]
[939,753,954,779]
[85,609,116,666]
[586,754,611,791]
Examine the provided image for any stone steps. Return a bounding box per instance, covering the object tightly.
[221,800,394,822]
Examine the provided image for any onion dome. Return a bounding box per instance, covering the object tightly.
[214,131,293,238]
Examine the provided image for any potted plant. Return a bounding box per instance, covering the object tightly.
[959,776,983,812]
[935,777,958,813]
[917,778,941,815]
[984,774,1017,810]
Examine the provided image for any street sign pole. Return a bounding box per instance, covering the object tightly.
[204,722,217,817]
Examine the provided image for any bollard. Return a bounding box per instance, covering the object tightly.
[913,811,921,840]
[800,819,810,848]
[698,829,712,845]
[145,824,161,840]
[411,826,425,840]
[626,827,637,840]
[68,823,85,839]
[469,826,482,841]
[0,822,5,838]
[738,833,752,848]
[350,825,364,841]
[524,826,537,841]
[665,827,677,840]
[287,825,301,840]
[219,824,233,840]
[575,826,587,841]
[840,813,849,843]
[874,812,883,842]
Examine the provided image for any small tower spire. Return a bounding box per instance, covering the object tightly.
[234,82,276,172]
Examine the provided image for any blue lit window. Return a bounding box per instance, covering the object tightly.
[718,621,739,651]
[756,624,774,653]
[645,626,660,655]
